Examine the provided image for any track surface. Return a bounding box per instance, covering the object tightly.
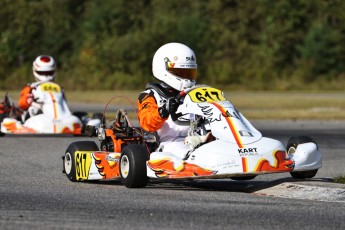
[1,124,345,229]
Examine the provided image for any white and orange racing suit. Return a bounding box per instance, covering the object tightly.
[137,83,190,159]
[18,81,67,122]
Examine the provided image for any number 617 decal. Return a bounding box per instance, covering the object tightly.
[189,88,226,103]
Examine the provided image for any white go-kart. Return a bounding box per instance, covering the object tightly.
[0,81,101,135]
[62,85,322,188]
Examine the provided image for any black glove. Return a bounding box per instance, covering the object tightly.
[158,97,179,118]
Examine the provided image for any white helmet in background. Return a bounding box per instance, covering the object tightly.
[152,43,197,91]
[32,55,57,82]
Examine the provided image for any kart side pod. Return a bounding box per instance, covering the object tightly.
[62,141,122,182]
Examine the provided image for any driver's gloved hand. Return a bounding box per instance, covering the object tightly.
[26,93,34,105]
[158,97,179,118]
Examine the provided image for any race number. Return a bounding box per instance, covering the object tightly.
[40,82,61,93]
[188,87,226,103]
[75,151,93,180]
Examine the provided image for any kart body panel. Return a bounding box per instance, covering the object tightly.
[71,151,121,181]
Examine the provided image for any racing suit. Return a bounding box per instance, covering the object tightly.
[137,82,190,159]
[17,82,66,122]
[18,84,32,110]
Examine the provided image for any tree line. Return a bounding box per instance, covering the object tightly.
[1,0,345,91]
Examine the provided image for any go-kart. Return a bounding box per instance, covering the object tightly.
[0,82,101,135]
[62,85,322,188]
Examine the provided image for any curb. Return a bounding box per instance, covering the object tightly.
[253,179,345,202]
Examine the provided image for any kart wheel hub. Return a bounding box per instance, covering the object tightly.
[64,152,72,174]
[121,155,129,178]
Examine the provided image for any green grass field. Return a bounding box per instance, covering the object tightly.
[2,90,345,120]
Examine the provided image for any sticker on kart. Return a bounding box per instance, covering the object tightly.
[75,151,93,181]
[188,87,226,103]
[74,151,121,181]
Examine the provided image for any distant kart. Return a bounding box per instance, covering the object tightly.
[62,85,322,188]
[0,82,101,135]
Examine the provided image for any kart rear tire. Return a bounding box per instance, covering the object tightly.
[63,141,99,182]
[287,136,318,179]
[120,144,149,188]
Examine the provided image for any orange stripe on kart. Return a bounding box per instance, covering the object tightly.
[49,92,57,133]
[242,157,248,172]
[211,102,244,148]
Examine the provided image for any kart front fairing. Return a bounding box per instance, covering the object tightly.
[176,87,262,145]
[146,86,320,179]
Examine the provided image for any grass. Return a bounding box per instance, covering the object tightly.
[334,176,345,184]
[3,90,345,120]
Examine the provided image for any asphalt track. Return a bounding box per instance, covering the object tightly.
[0,120,345,229]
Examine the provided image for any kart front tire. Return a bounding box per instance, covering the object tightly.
[63,141,99,182]
[287,136,318,179]
[120,144,149,188]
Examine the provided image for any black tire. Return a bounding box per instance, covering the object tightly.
[0,114,6,136]
[63,141,99,182]
[0,119,4,136]
[120,144,149,188]
[92,112,104,120]
[73,111,88,122]
[230,175,257,181]
[287,136,318,179]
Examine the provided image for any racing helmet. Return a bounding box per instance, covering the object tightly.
[152,43,197,91]
[32,55,57,82]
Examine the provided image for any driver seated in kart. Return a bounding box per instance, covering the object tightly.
[17,55,65,122]
[137,42,212,160]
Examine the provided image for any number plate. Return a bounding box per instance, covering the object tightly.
[75,151,93,180]
[188,87,226,103]
[40,82,61,93]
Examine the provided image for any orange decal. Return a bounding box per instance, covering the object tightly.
[61,123,81,134]
[147,159,216,178]
[253,151,293,172]
[2,121,36,134]
[211,103,244,148]
[242,157,248,172]
[93,152,120,179]
[49,92,58,133]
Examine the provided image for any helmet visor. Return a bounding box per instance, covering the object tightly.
[167,68,197,80]
[35,70,55,76]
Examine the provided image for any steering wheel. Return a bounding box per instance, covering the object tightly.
[171,85,210,126]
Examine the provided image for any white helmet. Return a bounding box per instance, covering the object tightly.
[32,55,57,82]
[152,43,197,91]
